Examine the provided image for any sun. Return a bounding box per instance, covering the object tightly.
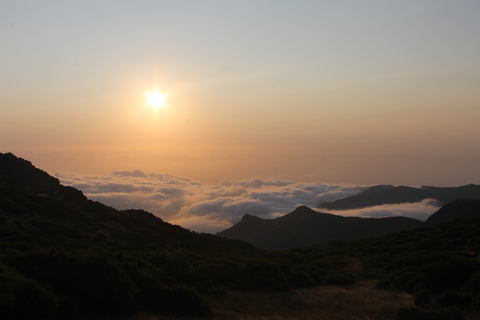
[145,90,166,110]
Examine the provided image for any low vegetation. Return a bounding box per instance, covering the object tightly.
[1,153,480,319]
[2,214,480,319]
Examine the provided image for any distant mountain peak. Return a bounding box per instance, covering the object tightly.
[241,213,263,222]
[218,205,423,250]
[281,205,317,219]
[293,205,315,213]
[319,184,480,210]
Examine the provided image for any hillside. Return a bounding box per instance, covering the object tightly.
[2,152,480,319]
[216,205,423,250]
[319,184,480,210]
[424,199,480,227]
[0,153,262,318]
[0,153,250,254]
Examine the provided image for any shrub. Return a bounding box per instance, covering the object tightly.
[420,257,479,292]
[437,291,473,309]
[375,279,392,289]
[391,271,419,292]
[166,285,213,317]
[472,294,480,312]
[322,272,356,286]
[463,270,480,293]
[413,283,430,306]
[243,260,289,291]
[124,262,212,317]
[65,254,137,316]
[57,295,81,320]
[397,306,465,320]
[406,275,428,294]
[0,266,59,320]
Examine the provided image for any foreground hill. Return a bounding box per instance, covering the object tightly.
[0,153,260,318]
[0,152,250,254]
[319,184,480,210]
[216,205,423,250]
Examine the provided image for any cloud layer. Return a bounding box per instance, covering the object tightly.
[56,171,441,233]
[322,198,442,221]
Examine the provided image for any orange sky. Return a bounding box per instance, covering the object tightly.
[1,1,480,186]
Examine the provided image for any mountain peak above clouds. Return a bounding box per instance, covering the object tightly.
[217,205,423,250]
[287,205,316,216]
[319,184,480,210]
[219,195,480,250]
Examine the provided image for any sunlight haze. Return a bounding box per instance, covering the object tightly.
[1,0,480,187]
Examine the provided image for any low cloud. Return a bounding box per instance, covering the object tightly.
[56,171,441,233]
[322,198,442,221]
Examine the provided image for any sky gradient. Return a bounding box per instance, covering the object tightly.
[2,1,480,187]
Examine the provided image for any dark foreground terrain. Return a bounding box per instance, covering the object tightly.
[1,152,480,319]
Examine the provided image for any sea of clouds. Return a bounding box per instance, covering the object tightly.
[56,170,442,234]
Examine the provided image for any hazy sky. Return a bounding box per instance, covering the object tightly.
[2,1,480,186]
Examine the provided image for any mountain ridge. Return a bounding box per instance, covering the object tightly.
[218,200,480,250]
[0,152,60,194]
[217,205,424,250]
[0,152,253,253]
[319,184,480,210]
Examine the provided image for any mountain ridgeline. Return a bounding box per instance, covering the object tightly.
[217,206,423,250]
[218,191,480,250]
[319,184,480,210]
[218,199,480,250]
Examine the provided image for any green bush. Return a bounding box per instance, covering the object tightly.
[420,257,479,292]
[391,270,419,292]
[166,285,213,317]
[463,270,480,293]
[472,294,480,312]
[375,279,391,289]
[322,272,356,286]
[413,283,430,306]
[57,295,81,320]
[397,307,465,320]
[62,254,137,316]
[0,266,59,320]
[436,291,473,309]
[244,260,289,291]
[8,250,137,316]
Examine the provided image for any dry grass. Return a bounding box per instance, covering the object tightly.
[208,281,413,320]
[129,282,480,320]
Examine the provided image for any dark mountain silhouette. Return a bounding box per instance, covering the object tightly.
[218,199,480,250]
[0,152,60,194]
[319,184,480,210]
[216,205,423,250]
[424,199,480,227]
[0,152,252,252]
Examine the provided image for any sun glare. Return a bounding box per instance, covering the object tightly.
[146,90,166,110]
